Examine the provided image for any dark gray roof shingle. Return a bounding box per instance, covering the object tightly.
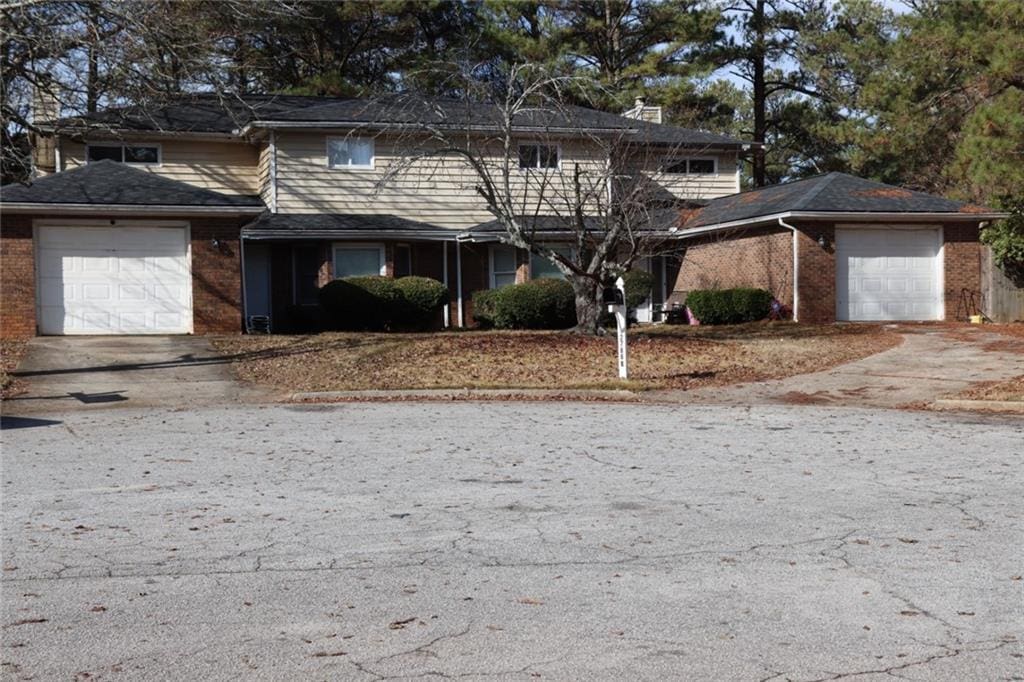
[1,160,264,208]
[683,172,997,228]
[242,212,450,237]
[49,94,748,149]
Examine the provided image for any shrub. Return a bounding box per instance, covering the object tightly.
[685,287,773,325]
[393,276,449,330]
[318,276,401,330]
[472,279,576,329]
[621,269,655,310]
[471,288,501,328]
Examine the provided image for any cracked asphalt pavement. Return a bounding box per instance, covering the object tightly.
[1,402,1022,680]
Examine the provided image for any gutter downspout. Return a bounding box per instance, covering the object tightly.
[442,241,450,328]
[239,235,249,333]
[777,218,799,322]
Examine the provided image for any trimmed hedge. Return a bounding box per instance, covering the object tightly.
[684,287,773,325]
[318,275,449,331]
[472,279,576,329]
[393,276,449,329]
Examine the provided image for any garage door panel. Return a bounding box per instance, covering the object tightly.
[836,227,941,322]
[36,225,191,335]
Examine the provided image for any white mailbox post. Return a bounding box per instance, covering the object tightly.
[606,276,628,379]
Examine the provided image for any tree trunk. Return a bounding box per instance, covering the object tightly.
[570,274,603,335]
[751,0,767,187]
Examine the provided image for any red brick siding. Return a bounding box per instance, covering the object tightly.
[793,221,835,324]
[942,223,982,320]
[0,214,246,338]
[0,215,37,339]
[189,218,245,334]
[670,226,795,314]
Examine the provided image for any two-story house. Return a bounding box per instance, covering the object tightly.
[0,94,1007,339]
[0,94,747,337]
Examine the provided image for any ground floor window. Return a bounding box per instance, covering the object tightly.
[394,244,412,278]
[530,246,574,279]
[490,245,518,288]
[333,244,386,278]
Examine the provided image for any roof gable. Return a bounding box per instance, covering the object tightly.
[1,160,264,209]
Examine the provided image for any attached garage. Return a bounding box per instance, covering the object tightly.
[1,160,265,339]
[835,226,943,322]
[36,224,192,335]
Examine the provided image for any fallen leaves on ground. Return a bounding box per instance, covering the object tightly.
[0,340,27,398]
[209,322,901,393]
[955,375,1024,402]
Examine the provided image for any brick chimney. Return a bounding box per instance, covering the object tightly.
[30,80,60,176]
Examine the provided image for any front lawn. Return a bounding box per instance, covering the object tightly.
[211,323,900,394]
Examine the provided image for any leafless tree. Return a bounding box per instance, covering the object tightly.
[376,63,723,334]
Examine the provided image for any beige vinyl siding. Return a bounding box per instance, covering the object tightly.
[635,151,740,201]
[62,139,260,195]
[275,132,608,229]
[257,141,273,207]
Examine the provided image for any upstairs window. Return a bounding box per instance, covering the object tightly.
[518,144,559,170]
[664,157,717,175]
[327,137,374,169]
[86,143,161,165]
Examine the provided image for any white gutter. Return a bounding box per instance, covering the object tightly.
[677,210,1010,238]
[242,230,456,240]
[1,202,265,215]
[442,242,450,328]
[455,240,464,328]
[777,218,800,322]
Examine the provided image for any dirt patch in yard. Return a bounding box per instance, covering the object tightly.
[0,340,27,399]
[210,323,900,394]
[953,376,1024,403]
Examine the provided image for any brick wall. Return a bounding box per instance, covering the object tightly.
[0,215,37,339]
[189,218,246,334]
[0,214,246,338]
[670,226,795,315]
[794,221,835,324]
[942,222,982,320]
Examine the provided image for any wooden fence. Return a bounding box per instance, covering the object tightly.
[982,247,1024,322]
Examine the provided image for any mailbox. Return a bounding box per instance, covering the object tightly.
[603,287,624,306]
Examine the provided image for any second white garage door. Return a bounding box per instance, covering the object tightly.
[836,226,943,321]
[36,224,192,335]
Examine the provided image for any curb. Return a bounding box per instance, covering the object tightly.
[290,388,645,403]
[931,399,1024,414]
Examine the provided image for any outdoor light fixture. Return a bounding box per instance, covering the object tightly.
[817,234,827,248]
[211,238,221,248]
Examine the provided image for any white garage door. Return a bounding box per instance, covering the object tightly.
[836,227,942,321]
[36,225,192,335]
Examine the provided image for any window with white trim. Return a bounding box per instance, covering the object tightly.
[333,244,386,278]
[86,143,161,165]
[530,246,574,280]
[518,144,559,169]
[490,245,518,288]
[664,157,717,175]
[327,137,374,169]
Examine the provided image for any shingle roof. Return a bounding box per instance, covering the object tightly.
[242,212,452,238]
[49,93,748,149]
[683,172,1000,229]
[1,160,264,208]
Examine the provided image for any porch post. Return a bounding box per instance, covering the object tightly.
[456,240,464,328]
[442,241,450,328]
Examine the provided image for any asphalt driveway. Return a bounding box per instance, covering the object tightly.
[2,402,1020,680]
[2,336,263,415]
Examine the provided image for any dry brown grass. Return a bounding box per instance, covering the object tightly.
[956,376,1024,403]
[210,322,900,393]
[0,340,27,399]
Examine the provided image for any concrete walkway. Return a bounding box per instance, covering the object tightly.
[2,336,264,415]
[650,325,1024,409]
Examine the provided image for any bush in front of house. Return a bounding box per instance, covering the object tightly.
[393,276,450,330]
[319,275,448,331]
[684,287,773,325]
[472,279,576,329]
